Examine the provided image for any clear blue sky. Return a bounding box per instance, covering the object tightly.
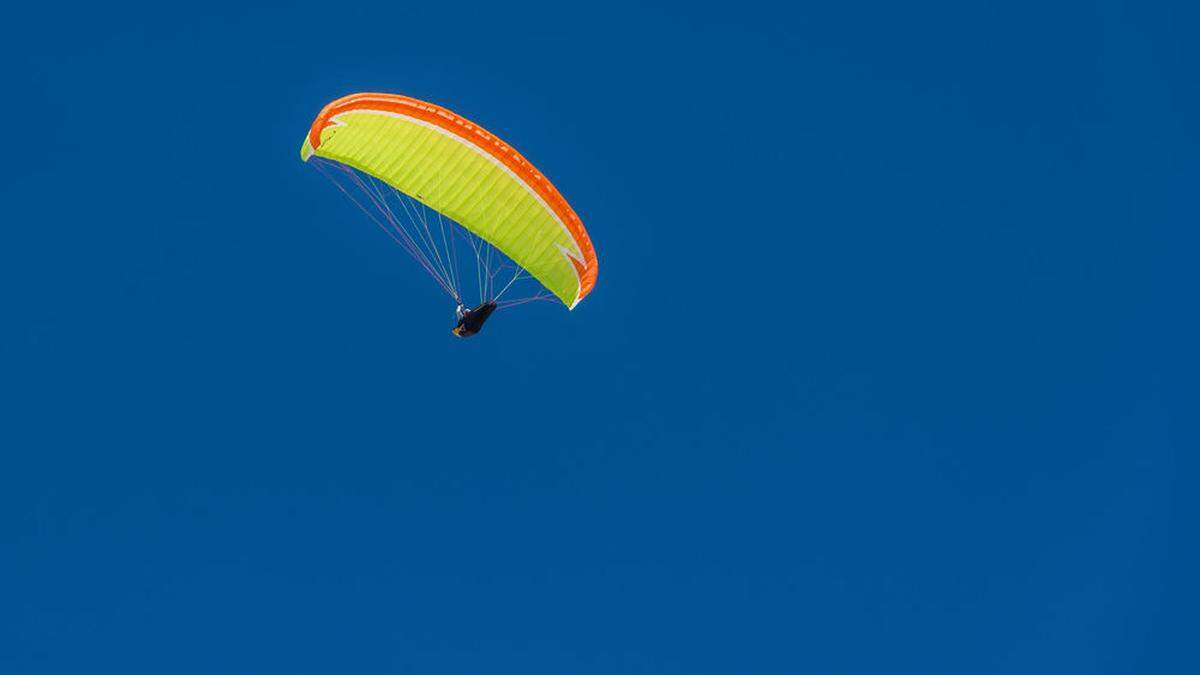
[4,2,1197,673]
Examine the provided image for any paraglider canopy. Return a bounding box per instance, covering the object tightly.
[301,92,598,330]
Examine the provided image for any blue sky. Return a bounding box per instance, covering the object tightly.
[3,1,1197,673]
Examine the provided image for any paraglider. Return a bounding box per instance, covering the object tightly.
[301,92,598,336]
[452,301,498,338]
